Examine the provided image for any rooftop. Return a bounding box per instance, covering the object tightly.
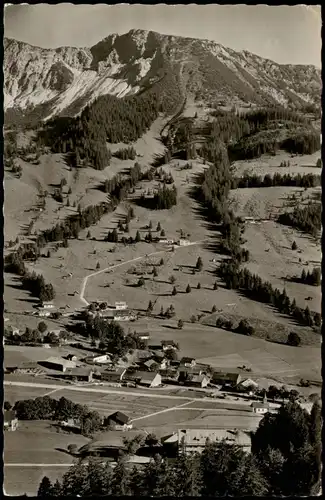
[178,429,251,449]
[108,411,130,425]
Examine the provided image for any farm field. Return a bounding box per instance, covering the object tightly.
[139,408,263,430]
[42,388,187,419]
[4,420,89,496]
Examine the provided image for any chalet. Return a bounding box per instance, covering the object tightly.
[61,418,81,430]
[153,356,168,370]
[161,340,178,351]
[4,410,18,431]
[61,368,94,382]
[211,371,241,387]
[113,310,136,322]
[12,361,44,375]
[115,301,127,310]
[180,357,196,368]
[175,428,251,455]
[90,354,112,365]
[178,238,191,246]
[143,359,158,371]
[101,367,126,383]
[138,333,150,341]
[160,369,180,383]
[251,394,269,414]
[237,379,259,393]
[37,309,51,317]
[106,411,133,430]
[40,356,77,372]
[186,374,210,388]
[40,301,55,309]
[137,371,162,388]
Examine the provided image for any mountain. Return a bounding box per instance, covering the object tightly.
[4,29,321,122]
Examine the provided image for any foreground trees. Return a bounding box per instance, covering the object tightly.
[37,399,321,496]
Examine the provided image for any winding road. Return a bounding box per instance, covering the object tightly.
[79,240,207,306]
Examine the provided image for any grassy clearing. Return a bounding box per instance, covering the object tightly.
[4,420,88,495]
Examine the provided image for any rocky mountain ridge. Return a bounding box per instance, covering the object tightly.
[4,29,321,121]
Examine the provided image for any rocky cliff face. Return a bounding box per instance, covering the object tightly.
[4,29,321,121]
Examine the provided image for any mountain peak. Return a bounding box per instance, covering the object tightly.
[4,29,321,123]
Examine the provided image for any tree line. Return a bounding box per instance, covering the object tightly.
[84,317,144,359]
[11,395,102,437]
[37,400,321,497]
[300,267,321,286]
[278,202,321,237]
[232,172,321,189]
[218,260,321,328]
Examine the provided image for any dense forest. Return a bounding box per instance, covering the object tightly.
[218,260,321,328]
[168,106,320,163]
[37,71,182,170]
[36,400,321,497]
[278,202,321,237]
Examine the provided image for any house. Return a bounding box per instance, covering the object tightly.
[161,340,178,351]
[132,371,162,388]
[38,309,51,317]
[251,401,269,414]
[160,369,180,383]
[40,301,55,309]
[6,325,20,336]
[12,361,44,374]
[143,359,158,371]
[66,354,77,361]
[101,367,126,383]
[211,371,241,387]
[4,410,18,431]
[113,310,136,321]
[176,429,251,455]
[170,360,180,368]
[178,238,191,246]
[106,411,133,430]
[237,378,259,393]
[91,354,112,365]
[115,301,127,310]
[138,333,150,341]
[153,356,168,370]
[60,368,94,382]
[251,393,269,414]
[40,356,77,372]
[180,357,196,368]
[61,418,81,430]
[186,374,210,388]
[159,239,174,244]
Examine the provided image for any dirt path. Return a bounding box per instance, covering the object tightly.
[79,240,206,306]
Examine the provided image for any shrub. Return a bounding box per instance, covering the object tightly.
[292,241,298,250]
[186,284,191,293]
[138,277,145,287]
[287,331,301,347]
[172,286,177,296]
[212,305,217,313]
[197,282,201,289]
[190,315,197,323]
[178,319,184,329]
[38,322,48,333]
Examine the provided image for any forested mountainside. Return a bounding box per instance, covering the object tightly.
[4,29,321,123]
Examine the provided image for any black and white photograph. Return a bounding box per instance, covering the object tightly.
[3,3,322,497]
